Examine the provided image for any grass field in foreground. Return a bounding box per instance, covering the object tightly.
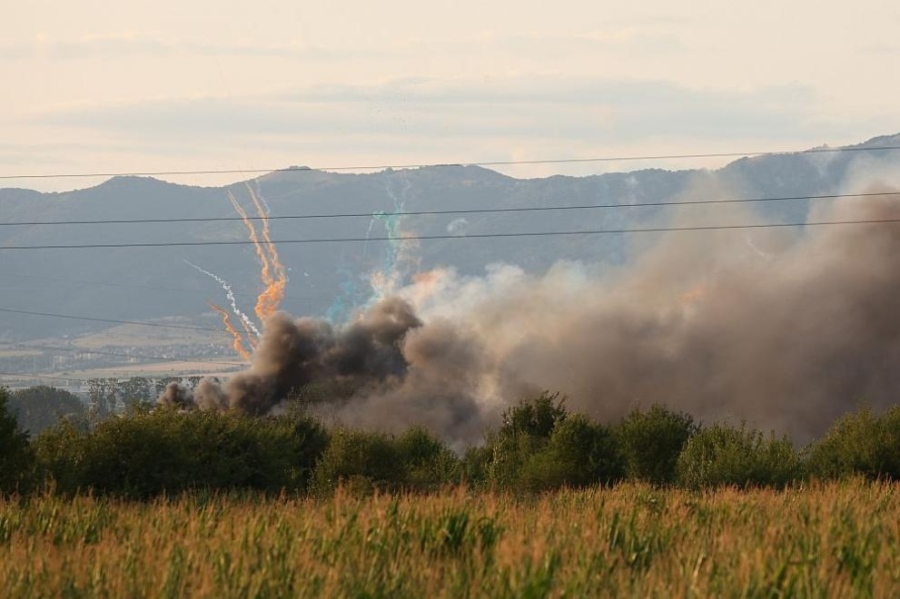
[0,480,898,598]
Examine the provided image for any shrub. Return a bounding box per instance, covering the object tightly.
[519,415,624,491]
[0,388,34,494]
[33,408,328,498]
[806,406,900,480]
[500,392,567,440]
[8,386,86,435]
[676,423,801,489]
[311,429,405,494]
[479,394,624,491]
[395,427,461,490]
[484,392,569,489]
[615,405,698,485]
[462,444,492,488]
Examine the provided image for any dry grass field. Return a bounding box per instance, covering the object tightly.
[0,480,898,598]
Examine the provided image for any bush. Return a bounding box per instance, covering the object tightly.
[484,392,569,489]
[519,415,624,491]
[8,386,86,435]
[461,444,492,488]
[0,388,34,494]
[676,423,801,489]
[311,429,405,494]
[33,407,328,498]
[806,406,900,480]
[615,405,698,485]
[479,394,624,491]
[395,427,461,490]
[500,392,567,440]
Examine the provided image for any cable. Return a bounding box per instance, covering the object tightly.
[1,217,899,251]
[1,144,899,181]
[0,307,227,333]
[2,190,895,227]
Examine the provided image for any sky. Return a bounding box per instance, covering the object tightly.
[2,1,899,191]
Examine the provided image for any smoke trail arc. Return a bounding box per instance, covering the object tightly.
[184,260,260,339]
[246,184,288,320]
[208,302,252,361]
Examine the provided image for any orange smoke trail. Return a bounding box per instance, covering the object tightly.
[236,311,259,350]
[246,184,287,320]
[208,301,252,361]
[228,190,274,297]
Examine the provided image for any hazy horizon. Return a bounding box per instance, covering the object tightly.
[3,2,900,191]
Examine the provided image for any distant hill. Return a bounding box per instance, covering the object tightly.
[2,133,900,341]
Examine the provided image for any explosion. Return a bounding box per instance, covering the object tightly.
[167,184,900,447]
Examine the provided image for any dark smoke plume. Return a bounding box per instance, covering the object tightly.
[170,296,422,413]
[163,189,900,446]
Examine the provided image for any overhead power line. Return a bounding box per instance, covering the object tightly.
[0,307,226,333]
[2,190,896,227]
[1,144,899,181]
[1,218,900,251]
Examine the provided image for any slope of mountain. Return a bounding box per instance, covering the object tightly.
[1,133,899,342]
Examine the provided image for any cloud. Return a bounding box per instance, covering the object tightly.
[0,26,682,62]
[0,33,361,62]
[34,76,825,140]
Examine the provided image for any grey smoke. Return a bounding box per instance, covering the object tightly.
[162,188,900,446]
[166,296,422,414]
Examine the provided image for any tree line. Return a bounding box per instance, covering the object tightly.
[1,387,899,499]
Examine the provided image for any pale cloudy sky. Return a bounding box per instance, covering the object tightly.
[2,1,898,190]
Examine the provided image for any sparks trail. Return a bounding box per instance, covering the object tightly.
[247,184,288,320]
[199,186,289,357]
[227,186,289,322]
[228,190,272,299]
[208,302,252,361]
[183,260,260,339]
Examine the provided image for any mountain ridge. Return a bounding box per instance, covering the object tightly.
[1,133,899,342]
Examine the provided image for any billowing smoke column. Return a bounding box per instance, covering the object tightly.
[161,297,423,412]
[163,189,900,446]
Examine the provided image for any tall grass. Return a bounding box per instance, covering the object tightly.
[0,480,898,597]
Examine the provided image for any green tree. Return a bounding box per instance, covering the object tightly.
[33,408,328,498]
[311,429,404,495]
[395,427,461,490]
[806,406,900,480]
[676,423,801,489]
[615,405,697,485]
[520,414,624,491]
[87,378,119,417]
[8,386,86,435]
[486,392,569,488]
[0,387,34,494]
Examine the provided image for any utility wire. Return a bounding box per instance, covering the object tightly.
[2,190,895,227]
[1,144,899,180]
[0,307,227,333]
[2,217,900,251]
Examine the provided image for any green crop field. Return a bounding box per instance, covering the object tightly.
[1,480,898,598]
